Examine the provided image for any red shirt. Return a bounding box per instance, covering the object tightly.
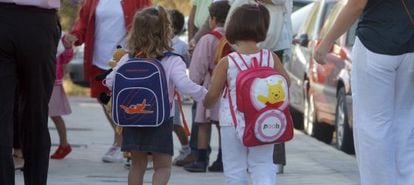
[70,0,151,80]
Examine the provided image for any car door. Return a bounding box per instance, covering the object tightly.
[286,1,322,113]
[287,0,336,113]
[309,1,348,124]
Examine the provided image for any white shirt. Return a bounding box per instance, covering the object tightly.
[93,0,126,70]
[226,0,292,51]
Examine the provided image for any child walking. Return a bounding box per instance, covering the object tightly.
[203,4,288,185]
[105,6,207,185]
[168,9,192,164]
[184,1,230,173]
[49,34,75,159]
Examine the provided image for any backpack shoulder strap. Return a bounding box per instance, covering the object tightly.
[208,30,223,40]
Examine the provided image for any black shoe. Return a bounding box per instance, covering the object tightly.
[184,161,207,172]
[208,160,223,172]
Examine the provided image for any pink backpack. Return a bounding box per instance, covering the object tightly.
[227,50,294,147]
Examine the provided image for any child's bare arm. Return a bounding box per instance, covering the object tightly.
[271,52,290,86]
[204,58,228,108]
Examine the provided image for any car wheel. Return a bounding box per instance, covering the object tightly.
[335,87,355,154]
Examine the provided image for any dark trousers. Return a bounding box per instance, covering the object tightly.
[190,102,199,154]
[0,3,59,185]
[273,49,287,166]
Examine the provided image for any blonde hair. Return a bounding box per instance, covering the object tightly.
[127,6,173,58]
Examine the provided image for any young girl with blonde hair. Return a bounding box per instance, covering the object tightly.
[105,6,207,185]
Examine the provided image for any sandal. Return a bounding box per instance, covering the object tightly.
[51,145,72,159]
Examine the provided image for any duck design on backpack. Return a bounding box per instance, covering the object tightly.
[227,49,294,147]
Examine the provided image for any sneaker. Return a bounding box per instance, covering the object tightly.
[174,153,197,166]
[207,159,223,172]
[51,145,72,160]
[184,161,208,172]
[102,146,124,163]
[173,149,191,165]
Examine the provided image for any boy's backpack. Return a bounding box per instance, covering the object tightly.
[208,30,232,74]
[111,52,181,127]
[227,50,294,147]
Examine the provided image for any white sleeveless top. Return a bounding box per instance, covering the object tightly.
[219,49,275,127]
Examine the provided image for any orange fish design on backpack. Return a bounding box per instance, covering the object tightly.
[120,99,154,114]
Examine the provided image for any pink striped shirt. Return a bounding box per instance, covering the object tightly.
[0,0,60,9]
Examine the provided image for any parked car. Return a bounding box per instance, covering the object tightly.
[291,2,314,36]
[308,0,356,154]
[286,0,356,154]
[67,45,89,87]
[285,0,338,131]
[293,0,314,12]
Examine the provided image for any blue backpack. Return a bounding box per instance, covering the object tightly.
[111,53,181,127]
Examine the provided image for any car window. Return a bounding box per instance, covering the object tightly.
[319,2,343,42]
[300,1,321,37]
[293,1,311,12]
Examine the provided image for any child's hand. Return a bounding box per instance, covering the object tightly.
[64,33,78,45]
[188,38,197,54]
[62,35,73,49]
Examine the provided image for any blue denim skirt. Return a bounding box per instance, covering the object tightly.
[122,117,174,155]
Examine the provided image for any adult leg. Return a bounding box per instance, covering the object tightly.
[393,53,414,185]
[351,38,400,185]
[221,127,248,185]
[128,151,147,185]
[13,88,25,169]
[151,153,172,185]
[0,4,18,183]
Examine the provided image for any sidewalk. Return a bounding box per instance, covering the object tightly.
[15,96,360,185]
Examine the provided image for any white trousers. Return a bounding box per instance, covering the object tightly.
[220,126,277,185]
[352,38,414,185]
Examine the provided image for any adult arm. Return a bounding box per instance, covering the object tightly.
[68,0,93,46]
[314,0,367,64]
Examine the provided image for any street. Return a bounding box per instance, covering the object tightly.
[15,97,360,185]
